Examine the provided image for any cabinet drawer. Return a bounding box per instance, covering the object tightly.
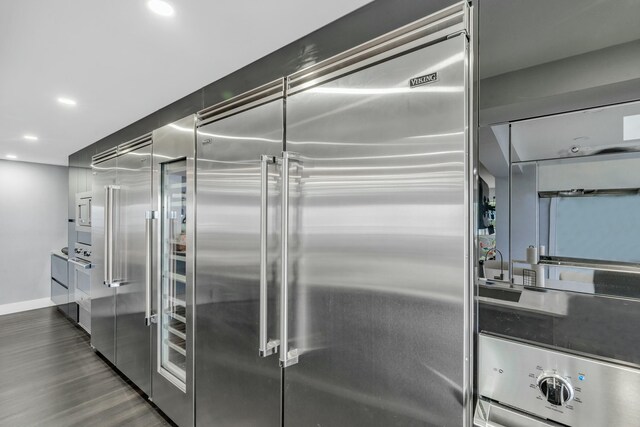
[51,279,69,315]
[75,267,91,295]
[78,305,91,333]
[51,255,68,286]
[76,289,91,311]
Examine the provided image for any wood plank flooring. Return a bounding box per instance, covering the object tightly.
[0,307,172,427]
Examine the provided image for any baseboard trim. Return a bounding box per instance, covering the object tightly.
[0,298,56,316]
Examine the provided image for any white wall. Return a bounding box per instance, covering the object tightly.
[0,160,68,306]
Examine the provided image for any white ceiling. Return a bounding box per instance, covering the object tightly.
[0,0,371,166]
[480,0,640,78]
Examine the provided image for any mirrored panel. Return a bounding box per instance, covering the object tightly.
[508,101,640,298]
[478,124,509,282]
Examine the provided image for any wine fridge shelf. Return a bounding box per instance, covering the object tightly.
[165,338,187,356]
[165,306,186,323]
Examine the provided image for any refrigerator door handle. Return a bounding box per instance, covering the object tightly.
[280,151,300,367]
[103,185,111,286]
[106,185,124,288]
[259,155,280,357]
[145,210,158,326]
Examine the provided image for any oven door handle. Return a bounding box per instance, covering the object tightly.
[69,258,92,269]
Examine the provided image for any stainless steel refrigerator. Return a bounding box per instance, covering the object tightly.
[91,134,153,396]
[92,117,195,426]
[196,81,284,426]
[195,2,473,425]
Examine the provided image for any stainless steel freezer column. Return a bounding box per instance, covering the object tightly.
[195,81,284,427]
[91,149,118,364]
[115,137,153,396]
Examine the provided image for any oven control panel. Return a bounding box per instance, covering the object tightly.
[74,242,92,262]
[478,333,640,426]
[537,372,574,406]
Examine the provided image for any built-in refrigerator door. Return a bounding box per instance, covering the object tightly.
[151,115,195,427]
[91,150,118,364]
[115,137,152,396]
[195,81,283,426]
[282,5,471,426]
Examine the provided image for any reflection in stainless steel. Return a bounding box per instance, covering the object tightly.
[308,86,464,95]
[115,141,152,395]
[198,130,281,144]
[283,34,469,426]
[195,99,282,426]
[91,154,117,364]
[91,137,153,396]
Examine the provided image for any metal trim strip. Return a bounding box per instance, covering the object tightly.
[92,132,153,164]
[118,132,153,154]
[287,1,467,93]
[197,78,284,126]
[538,255,640,274]
[92,147,118,164]
[474,398,561,427]
[464,4,475,426]
[538,188,640,198]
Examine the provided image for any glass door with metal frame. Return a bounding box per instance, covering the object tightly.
[150,114,195,427]
[160,159,188,386]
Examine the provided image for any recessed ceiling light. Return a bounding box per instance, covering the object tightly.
[147,0,174,16]
[24,135,38,141]
[6,154,17,160]
[57,97,77,106]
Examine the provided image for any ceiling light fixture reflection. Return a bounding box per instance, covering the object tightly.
[23,135,38,141]
[147,0,174,16]
[308,86,464,95]
[5,154,17,159]
[57,97,77,106]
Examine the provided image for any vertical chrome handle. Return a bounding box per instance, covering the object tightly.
[145,210,158,326]
[104,186,112,286]
[259,155,279,357]
[280,152,299,367]
[104,185,122,288]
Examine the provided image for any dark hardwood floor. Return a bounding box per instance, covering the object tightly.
[0,307,172,427]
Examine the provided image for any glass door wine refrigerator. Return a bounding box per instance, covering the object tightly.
[149,115,196,427]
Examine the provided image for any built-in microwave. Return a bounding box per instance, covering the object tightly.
[75,191,92,232]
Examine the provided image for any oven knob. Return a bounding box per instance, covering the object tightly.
[537,373,574,406]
